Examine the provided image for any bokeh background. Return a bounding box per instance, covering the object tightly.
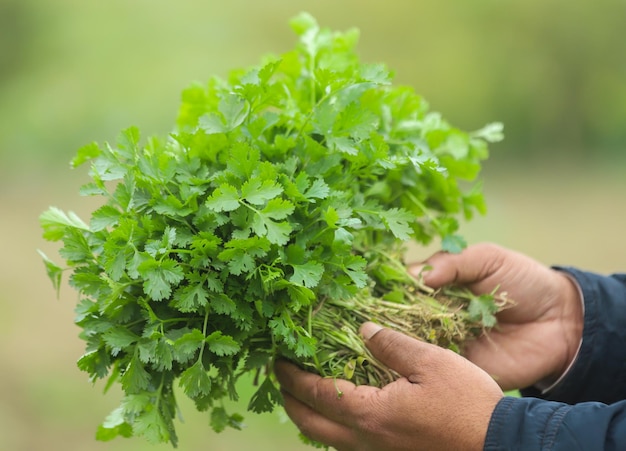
[2,1,625,450]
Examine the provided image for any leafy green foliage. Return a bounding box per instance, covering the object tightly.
[39,12,501,447]
[467,293,501,328]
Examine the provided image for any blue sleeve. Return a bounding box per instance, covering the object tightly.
[485,397,626,450]
[485,267,626,450]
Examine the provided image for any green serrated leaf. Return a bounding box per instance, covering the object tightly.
[285,284,315,311]
[198,113,226,134]
[304,178,330,200]
[206,184,240,212]
[210,406,244,433]
[219,92,248,130]
[103,327,139,356]
[359,63,391,84]
[262,198,295,220]
[117,126,141,156]
[263,218,292,245]
[138,338,174,371]
[324,206,339,228]
[441,234,467,254]
[242,178,283,205]
[247,377,282,413]
[210,293,237,316]
[38,250,63,297]
[227,141,260,179]
[269,314,296,348]
[72,142,102,168]
[471,122,504,143]
[77,348,111,380]
[172,276,209,313]
[379,208,414,240]
[467,294,499,328]
[295,334,317,358]
[40,207,90,241]
[121,392,152,415]
[334,102,379,140]
[96,407,133,441]
[179,360,212,398]
[205,331,241,356]
[173,329,205,363]
[120,354,151,393]
[290,262,324,288]
[91,205,122,231]
[137,258,185,301]
[132,407,170,444]
[344,256,368,288]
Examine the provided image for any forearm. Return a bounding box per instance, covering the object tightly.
[485,396,626,451]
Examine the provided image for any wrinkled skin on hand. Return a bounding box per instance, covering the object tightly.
[275,322,503,451]
[412,242,584,391]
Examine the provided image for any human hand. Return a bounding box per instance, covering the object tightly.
[275,322,503,451]
[411,242,584,391]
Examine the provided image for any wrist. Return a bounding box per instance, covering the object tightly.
[545,271,584,386]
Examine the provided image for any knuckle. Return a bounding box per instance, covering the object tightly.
[371,329,405,355]
[309,377,327,412]
[352,397,393,443]
[354,406,383,436]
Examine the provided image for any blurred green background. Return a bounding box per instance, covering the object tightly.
[1,1,625,450]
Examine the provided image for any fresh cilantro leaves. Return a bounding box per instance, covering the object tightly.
[39,12,502,447]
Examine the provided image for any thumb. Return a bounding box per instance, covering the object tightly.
[360,322,438,380]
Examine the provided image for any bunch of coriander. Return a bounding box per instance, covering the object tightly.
[39,13,503,447]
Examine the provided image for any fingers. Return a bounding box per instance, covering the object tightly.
[360,322,443,381]
[281,390,355,448]
[274,360,371,422]
[274,360,370,449]
[409,242,509,293]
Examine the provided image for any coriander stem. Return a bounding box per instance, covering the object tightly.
[404,191,440,227]
[155,372,165,410]
[307,304,313,337]
[198,308,210,360]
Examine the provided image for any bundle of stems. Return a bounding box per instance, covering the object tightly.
[295,245,505,387]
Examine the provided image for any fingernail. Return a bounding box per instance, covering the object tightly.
[408,264,424,278]
[360,322,383,340]
[409,263,432,279]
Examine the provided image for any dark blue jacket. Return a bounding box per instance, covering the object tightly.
[484,267,626,450]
